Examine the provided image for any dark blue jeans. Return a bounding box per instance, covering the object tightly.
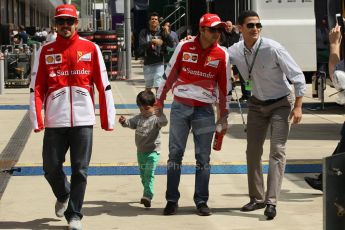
[166,101,215,205]
[42,126,93,221]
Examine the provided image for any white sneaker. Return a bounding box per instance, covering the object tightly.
[55,197,69,217]
[68,218,82,230]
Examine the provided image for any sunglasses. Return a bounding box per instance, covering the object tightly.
[246,23,262,29]
[55,18,76,26]
[205,27,223,33]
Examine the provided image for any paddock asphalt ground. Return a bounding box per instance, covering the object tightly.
[0,59,343,229]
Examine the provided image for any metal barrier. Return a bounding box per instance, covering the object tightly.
[310,71,326,110]
[1,44,32,88]
[102,49,118,81]
[94,30,119,81]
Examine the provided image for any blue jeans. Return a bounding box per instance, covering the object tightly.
[143,64,164,88]
[42,126,93,221]
[166,101,215,205]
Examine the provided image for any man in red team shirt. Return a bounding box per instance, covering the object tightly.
[29,4,115,230]
[156,13,231,216]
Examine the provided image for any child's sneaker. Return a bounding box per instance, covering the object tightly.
[140,197,151,208]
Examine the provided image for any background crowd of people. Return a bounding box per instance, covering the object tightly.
[11,25,57,46]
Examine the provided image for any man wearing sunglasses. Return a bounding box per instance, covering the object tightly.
[156,13,230,216]
[228,10,306,220]
[29,4,115,230]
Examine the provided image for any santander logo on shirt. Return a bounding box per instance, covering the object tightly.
[181,67,215,79]
[49,68,91,77]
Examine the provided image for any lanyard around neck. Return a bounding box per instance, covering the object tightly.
[244,39,262,79]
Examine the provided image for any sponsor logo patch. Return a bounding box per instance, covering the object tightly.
[55,54,62,63]
[46,56,54,64]
[77,51,92,62]
[45,54,62,65]
[205,56,220,68]
[183,53,191,60]
[182,52,198,63]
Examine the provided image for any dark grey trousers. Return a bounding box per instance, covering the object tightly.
[42,126,93,220]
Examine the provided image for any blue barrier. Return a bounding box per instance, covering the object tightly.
[12,164,322,176]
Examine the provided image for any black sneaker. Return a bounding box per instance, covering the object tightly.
[304,176,323,191]
[163,201,178,215]
[197,203,212,216]
[240,200,266,212]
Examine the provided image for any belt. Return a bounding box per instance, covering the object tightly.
[250,95,289,105]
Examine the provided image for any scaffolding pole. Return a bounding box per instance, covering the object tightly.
[124,0,132,79]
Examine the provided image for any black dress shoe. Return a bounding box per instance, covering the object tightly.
[163,201,178,215]
[240,201,266,212]
[304,176,323,191]
[264,204,276,220]
[197,203,212,216]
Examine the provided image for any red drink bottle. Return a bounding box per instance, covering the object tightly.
[213,124,225,151]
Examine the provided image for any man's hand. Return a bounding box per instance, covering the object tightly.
[289,107,302,124]
[290,96,303,124]
[151,38,163,46]
[118,115,126,124]
[329,24,342,46]
[162,25,170,34]
[216,115,228,132]
[329,25,342,81]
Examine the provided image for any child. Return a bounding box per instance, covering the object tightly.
[119,90,168,208]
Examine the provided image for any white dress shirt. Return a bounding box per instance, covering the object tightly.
[228,37,306,101]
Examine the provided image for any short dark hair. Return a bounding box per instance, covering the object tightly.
[136,91,156,107]
[148,12,159,20]
[237,10,259,25]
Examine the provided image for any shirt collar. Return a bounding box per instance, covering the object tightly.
[243,36,262,54]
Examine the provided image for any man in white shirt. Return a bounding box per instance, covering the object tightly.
[46,26,57,42]
[228,10,306,220]
[41,28,48,38]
